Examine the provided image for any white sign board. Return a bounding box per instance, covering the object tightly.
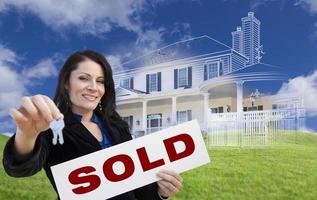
[51,119,210,200]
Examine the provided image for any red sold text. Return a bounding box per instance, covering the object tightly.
[68,133,195,195]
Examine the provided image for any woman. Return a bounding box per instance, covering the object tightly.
[3,50,182,199]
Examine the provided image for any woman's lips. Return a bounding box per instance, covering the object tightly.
[82,94,97,101]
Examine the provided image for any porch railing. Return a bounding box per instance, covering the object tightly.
[131,108,305,147]
[206,108,305,146]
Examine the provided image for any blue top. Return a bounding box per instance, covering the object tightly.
[73,113,112,149]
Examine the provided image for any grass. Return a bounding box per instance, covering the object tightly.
[1,132,317,200]
[0,135,56,200]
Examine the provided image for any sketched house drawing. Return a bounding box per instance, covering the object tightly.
[113,12,305,146]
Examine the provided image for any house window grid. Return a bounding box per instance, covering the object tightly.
[121,78,130,89]
[149,73,158,92]
[207,62,218,79]
[178,67,188,87]
[177,110,188,123]
[210,106,224,113]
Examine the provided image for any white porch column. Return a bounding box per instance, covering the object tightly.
[236,81,244,114]
[171,96,177,125]
[203,93,210,129]
[142,100,148,132]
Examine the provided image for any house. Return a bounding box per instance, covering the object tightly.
[113,12,305,141]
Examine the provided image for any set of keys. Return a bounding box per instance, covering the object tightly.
[49,119,65,145]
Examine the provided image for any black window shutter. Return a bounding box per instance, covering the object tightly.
[129,115,133,130]
[219,62,223,76]
[158,72,161,91]
[188,67,192,88]
[176,111,179,123]
[204,64,207,80]
[130,77,134,89]
[146,74,149,93]
[187,110,192,121]
[174,69,178,89]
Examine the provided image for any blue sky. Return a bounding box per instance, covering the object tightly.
[0,0,317,133]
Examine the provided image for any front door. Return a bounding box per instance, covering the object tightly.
[147,113,162,133]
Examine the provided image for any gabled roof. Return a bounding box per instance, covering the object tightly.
[115,86,145,100]
[118,35,231,72]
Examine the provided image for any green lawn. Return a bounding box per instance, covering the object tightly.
[1,133,317,200]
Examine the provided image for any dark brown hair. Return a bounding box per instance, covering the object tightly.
[54,50,131,144]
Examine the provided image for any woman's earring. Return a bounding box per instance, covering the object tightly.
[98,103,102,111]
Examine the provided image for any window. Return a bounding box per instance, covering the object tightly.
[146,72,161,93]
[149,73,158,92]
[120,77,133,89]
[147,113,162,128]
[121,78,130,89]
[178,67,188,87]
[204,61,223,80]
[177,110,192,123]
[177,111,187,123]
[210,106,224,113]
[208,62,218,79]
[245,105,263,111]
[174,67,192,89]
[247,106,257,111]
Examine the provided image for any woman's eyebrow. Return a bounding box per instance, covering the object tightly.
[78,72,104,78]
[77,72,91,76]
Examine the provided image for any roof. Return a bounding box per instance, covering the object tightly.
[117,35,231,72]
[199,62,285,92]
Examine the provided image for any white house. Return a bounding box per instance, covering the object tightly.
[113,12,305,143]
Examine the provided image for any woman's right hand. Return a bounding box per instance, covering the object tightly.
[9,95,63,155]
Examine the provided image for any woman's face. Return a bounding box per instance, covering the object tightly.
[67,59,105,115]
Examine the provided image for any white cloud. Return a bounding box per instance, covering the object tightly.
[0,45,58,133]
[0,66,24,115]
[135,27,166,55]
[107,54,123,73]
[0,0,147,35]
[277,69,317,117]
[0,44,18,65]
[0,46,25,118]
[296,0,317,14]
[22,58,58,79]
[170,22,192,41]
[250,0,284,10]
[250,0,317,14]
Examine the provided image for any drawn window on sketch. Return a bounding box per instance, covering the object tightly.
[208,62,218,79]
[178,67,188,87]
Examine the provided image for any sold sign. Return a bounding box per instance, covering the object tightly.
[51,120,210,200]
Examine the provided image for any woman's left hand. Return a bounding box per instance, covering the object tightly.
[157,169,183,198]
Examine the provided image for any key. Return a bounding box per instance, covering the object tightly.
[50,119,65,145]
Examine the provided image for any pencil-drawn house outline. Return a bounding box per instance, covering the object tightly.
[113,12,305,145]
